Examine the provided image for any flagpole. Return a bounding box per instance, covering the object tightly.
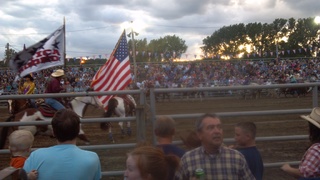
[130,21,137,84]
[63,17,66,70]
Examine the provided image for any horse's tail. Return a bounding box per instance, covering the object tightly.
[0,115,15,149]
[105,98,118,117]
[101,98,118,130]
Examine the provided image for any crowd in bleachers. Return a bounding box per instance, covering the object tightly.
[135,58,320,88]
[1,58,320,94]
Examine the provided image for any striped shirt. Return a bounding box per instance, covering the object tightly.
[175,146,255,180]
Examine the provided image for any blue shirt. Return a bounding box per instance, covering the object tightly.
[237,146,264,180]
[23,144,101,180]
[157,144,185,158]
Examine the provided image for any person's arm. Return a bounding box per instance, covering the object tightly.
[27,170,38,180]
[18,83,25,94]
[281,163,302,179]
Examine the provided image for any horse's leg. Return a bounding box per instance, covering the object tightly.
[119,121,125,137]
[78,124,90,145]
[127,121,131,136]
[108,123,115,143]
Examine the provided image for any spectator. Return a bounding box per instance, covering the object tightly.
[23,109,101,180]
[175,113,255,179]
[290,75,297,83]
[232,122,264,180]
[8,130,38,180]
[44,69,66,110]
[281,107,320,178]
[124,145,179,180]
[155,115,185,158]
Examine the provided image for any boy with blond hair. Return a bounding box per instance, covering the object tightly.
[8,130,38,179]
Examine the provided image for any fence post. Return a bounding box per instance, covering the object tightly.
[136,89,146,141]
[312,85,318,108]
[149,88,157,145]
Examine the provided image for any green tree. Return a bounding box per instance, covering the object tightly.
[128,35,187,62]
[2,44,16,67]
[201,17,320,59]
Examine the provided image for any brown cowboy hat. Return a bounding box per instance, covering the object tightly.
[51,69,64,77]
[301,107,320,128]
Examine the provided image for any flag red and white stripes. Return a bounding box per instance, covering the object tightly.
[91,30,131,109]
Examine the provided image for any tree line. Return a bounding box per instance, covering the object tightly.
[201,17,320,59]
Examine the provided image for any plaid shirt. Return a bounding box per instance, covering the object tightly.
[175,146,255,180]
[299,143,320,177]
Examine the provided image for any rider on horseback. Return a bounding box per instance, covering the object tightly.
[44,69,66,110]
[19,74,36,108]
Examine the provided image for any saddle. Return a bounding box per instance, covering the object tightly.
[38,104,56,117]
[35,98,71,117]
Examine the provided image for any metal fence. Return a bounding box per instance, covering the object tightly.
[0,82,320,177]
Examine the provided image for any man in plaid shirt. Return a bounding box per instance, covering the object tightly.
[175,113,255,180]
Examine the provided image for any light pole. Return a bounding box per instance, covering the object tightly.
[128,21,139,83]
[276,39,279,59]
[315,16,320,57]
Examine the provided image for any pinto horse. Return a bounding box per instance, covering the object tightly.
[101,95,137,143]
[7,99,30,115]
[0,96,103,149]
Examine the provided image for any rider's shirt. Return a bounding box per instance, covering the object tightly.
[45,78,64,94]
[20,81,35,94]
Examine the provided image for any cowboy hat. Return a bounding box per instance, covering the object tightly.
[301,107,320,128]
[23,74,34,81]
[51,69,64,77]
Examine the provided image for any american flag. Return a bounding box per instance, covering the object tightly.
[91,30,131,109]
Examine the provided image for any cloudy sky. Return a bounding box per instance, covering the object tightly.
[0,0,319,61]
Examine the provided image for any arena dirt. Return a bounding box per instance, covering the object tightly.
[0,94,315,180]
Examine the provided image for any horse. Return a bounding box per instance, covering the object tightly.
[179,83,204,101]
[240,82,262,100]
[7,99,30,115]
[101,95,137,143]
[0,95,103,149]
[276,79,312,98]
[5,94,137,145]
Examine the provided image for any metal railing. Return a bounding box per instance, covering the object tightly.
[0,82,319,177]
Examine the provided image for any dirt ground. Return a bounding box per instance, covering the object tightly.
[0,93,316,180]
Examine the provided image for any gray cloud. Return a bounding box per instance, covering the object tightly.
[0,0,319,60]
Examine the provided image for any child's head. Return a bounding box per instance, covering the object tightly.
[234,122,256,147]
[9,130,34,156]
